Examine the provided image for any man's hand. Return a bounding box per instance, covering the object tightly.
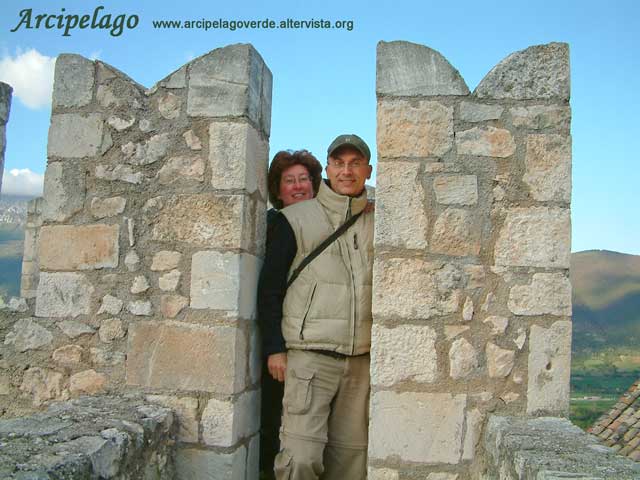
[268,353,287,382]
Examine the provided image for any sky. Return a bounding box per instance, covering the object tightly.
[0,0,638,254]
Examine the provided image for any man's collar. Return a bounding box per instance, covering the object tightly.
[317,180,368,215]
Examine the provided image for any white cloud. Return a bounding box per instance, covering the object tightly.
[1,168,44,197]
[0,49,56,109]
[89,50,102,61]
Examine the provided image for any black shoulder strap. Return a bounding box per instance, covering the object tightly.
[286,211,363,289]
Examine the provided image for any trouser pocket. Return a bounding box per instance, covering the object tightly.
[274,449,293,480]
[283,368,314,415]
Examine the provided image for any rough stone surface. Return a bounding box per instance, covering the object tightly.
[125,250,140,271]
[107,115,135,131]
[69,369,107,395]
[39,225,119,270]
[377,99,453,158]
[449,337,479,379]
[175,446,246,480]
[157,155,205,185]
[462,408,483,461]
[462,296,474,321]
[127,300,152,316]
[433,175,478,205]
[369,391,466,463]
[42,162,86,222]
[0,82,13,124]
[53,345,84,365]
[59,320,95,338]
[90,196,126,219]
[494,207,571,268]
[376,41,469,96]
[486,342,515,378]
[7,297,28,312]
[510,105,571,130]
[53,54,94,108]
[36,272,94,318]
[123,133,170,166]
[99,318,126,343]
[90,348,125,366]
[147,394,199,443]
[455,126,516,157]
[160,294,188,318]
[368,467,399,480]
[484,315,509,335]
[159,269,181,291]
[4,318,53,352]
[48,113,103,158]
[20,367,64,406]
[459,101,504,122]
[151,251,182,271]
[371,324,437,386]
[183,129,202,150]
[444,325,470,340]
[508,273,572,316]
[98,294,123,315]
[95,164,143,184]
[527,321,572,415]
[131,275,150,294]
[158,92,181,119]
[430,208,480,256]
[524,134,571,202]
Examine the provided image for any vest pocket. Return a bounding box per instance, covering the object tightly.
[299,283,317,340]
[284,368,314,415]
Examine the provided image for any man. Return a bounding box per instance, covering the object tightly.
[258,134,374,480]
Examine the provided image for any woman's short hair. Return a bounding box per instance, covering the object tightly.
[267,150,322,210]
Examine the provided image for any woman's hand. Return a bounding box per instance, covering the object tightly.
[268,352,288,382]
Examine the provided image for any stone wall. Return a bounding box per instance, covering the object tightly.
[368,41,572,480]
[0,82,12,193]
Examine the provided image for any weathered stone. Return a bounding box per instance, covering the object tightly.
[373,258,461,319]
[0,82,12,123]
[95,164,143,184]
[156,156,205,185]
[59,320,95,338]
[48,113,103,158]
[124,133,170,166]
[42,162,85,222]
[183,129,202,150]
[90,348,125,366]
[151,251,182,271]
[433,175,478,205]
[475,43,570,100]
[97,295,123,315]
[462,408,483,461]
[201,398,233,447]
[376,41,469,96]
[368,467,399,480]
[449,337,479,379]
[371,325,437,386]
[107,115,135,131]
[175,446,246,480]
[510,105,571,130]
[39,225,119,270]
[126,321,246,394]
[99,318,125,343]
[501,392,520,404]
[147,395,199,442]
[160,295,188,318]
[375,162,428,249]
[20,367,64,406]
[462,296,474,321]
[527,321,572,415]
[508,273,572,316]
[161,65,186,89]
[430,208,480,256]
[53,54,94,108]
[456,126,515,157]
[90,197,126,219]
[494,207,571,268]
[426,475,459,480]
[459,102,503,122]
[514,328,527,350]
[444,325,469,340]
[124,250,140,271]
[158,92,181,119]
[369,391,466,463]
[486,343,515,378]
[36,272,94,318]
[524,134,571,202]
[378,99,453,158]
[130,275,150,294]
[53,345,83,365]
[190,251,261,319]
[159,269,181,292]
[4,318,53,352]
[7,297,28,312]
[69,369,107,395]
[127,300,152,316]
[249,325,261,385]
[484,316,509,336]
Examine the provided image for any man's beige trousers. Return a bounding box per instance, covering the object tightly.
[274,349,370,480]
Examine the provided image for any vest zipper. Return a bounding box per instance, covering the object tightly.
[299,283,317,340]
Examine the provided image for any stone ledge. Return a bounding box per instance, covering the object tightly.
[0,395,176,479]
[483,416,640,479]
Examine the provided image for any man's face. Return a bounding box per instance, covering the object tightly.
[326,147,372,197]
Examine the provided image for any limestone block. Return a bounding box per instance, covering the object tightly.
[123,133,170,166]
[201,389,260,447]
[107,115,135,131]
[462,408,484,461]
[374,162,428,249]
[430,208,480,256]
[449,337,479,379]
[187,81,250,119]
[90,197,126,219]
[524,134,571,202]
[159,269,181,291]
[376,41,469,96]
[183,129,202,150]
[377,99,453,158]
[484,316,509,335]
[249,325,261,385]
[42,162,86,222]
[368,467,399,480]
[151,251,182,271]
[53,54,94,108]
[474,43,570,100]
[20,367,64,407]
[209,122,268,196]
[59,320,95,338]
[459,102,503,122]
[371,324,437,386]
[131,276,150,294]
[160,295,188,318]
[527,321,572,415]
[69,369,107,395]
[98,295,123,315]
[158,92,181,119]
[510,105,571,130]
[369,391,466,463]
[486,343,515,378]
[90,348,125,366]
[39,225,119,270]
[175,446,246,480]
[4,318,53,352]
[124,250,140,271]
[190,251,261,320]
[48,113,104,158]
[462,296,474,321]
[373,258,461,319]
[53,345,83,365]
[95,164,143,184]
[433,175,478,205]
[147,394,199,443]
[126,321,246,394]
[444,325,469,340]
[455,126,515,157]
[494,207,571,268]
[127,300,152,316]
[508,273,572,316]
[36,272,94,318]
[99,318,126,343]
[156,155,205,185]
[161,65,186,89]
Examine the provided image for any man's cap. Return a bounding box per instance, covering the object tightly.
[327,134,371,162]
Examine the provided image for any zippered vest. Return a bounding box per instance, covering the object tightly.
[281,181,374,355]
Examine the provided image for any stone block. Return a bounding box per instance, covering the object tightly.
[99,318,126,343]
[151,251,182,271]
[462,408,483,461]
[0,82,12,123]
[130,275,150,294]
[147,394,199,443]
[59,320,95,338]
[183,129,202,150]
[95,164,143,184]
[53,345,83,365]
[377,99,453,158]
[127,300,152,316]
[42,162,86,222]
[124,250,140,271]
[376,41,469,96]
[123,133,170,166]
[371,324,437,386]
[462,297,474,321]
[187,82,250,118]
[433,175,478,205]
[175,446,246,480]
[53,54,94,108]
[455,126,515,157]
[48,113,104,158]
[430,208,480,256]
[484,315,509,335]
[158,92,181,119]
[160,65,187,89]
[368,467,399,480]
[527,321,572,415]
[70,369,107,395]
[459,102,503,122]
[369,391,466,463]
[39,224,119,270]
[373,258,461,320]
[90,196,126,219]
[20,367,64,407]
[508,273,572,316]
[524,134,571,202]
[107,115,135,131]
[4,318,53,352]
[190,251,261,320]
[36,272,94,318]
[159,269,181,291]
[160,295,188,318]
[486,342,515,378]
[374,162,428,249]
[449,337,479,379]
[126,321,246,394]
[510,105,571,130]
[201,389,260,447]
[444,325,469,340]
[156,155,205,185]
[90,348,125,366]
[427,474,459,480]
[494,207,571,268]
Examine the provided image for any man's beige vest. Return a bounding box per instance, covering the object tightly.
[280,181,374,356]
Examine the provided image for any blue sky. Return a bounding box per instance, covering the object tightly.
[0,0,638,254]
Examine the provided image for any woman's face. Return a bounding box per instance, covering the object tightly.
[278,164,314,207]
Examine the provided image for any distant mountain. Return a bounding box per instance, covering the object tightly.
[0,194,32,227]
